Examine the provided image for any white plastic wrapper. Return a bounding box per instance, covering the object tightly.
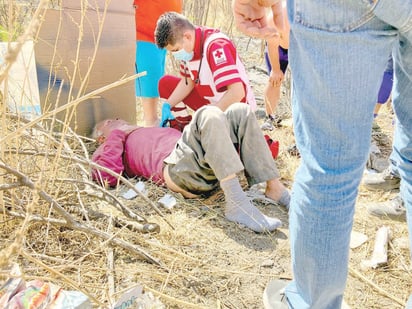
[122,181,148,200]
[158,194,177,210]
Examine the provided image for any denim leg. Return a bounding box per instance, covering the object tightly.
[407,295,412,309]
[285,0,398,308]
[373,1,412,304]
[391,35,412,266]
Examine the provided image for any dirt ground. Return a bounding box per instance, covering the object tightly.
[1,34,410,309]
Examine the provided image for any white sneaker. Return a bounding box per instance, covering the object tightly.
[367,195,406,221]
[263,279,290,309]
[263,279,352,309]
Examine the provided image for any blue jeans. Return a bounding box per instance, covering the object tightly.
[285,0,412,308]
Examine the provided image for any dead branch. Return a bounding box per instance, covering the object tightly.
[0,72,146,144]
[5,208,161,265]
[3,148,166,225]
[0,183,21,190]
[58,177,148,223]
[106,217,116,303]
[0,161,161,265]
[349,267,405,307]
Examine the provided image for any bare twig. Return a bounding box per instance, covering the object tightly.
[2,148,170,226]
[0,72,146,144]
[349,267,405,307]
[106,216,116,303]
[0,161,161,265]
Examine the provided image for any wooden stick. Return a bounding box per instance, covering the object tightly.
[0,72,146,144]
[349,267,405,307]
[0,163,161,265]
[106,217,116,304]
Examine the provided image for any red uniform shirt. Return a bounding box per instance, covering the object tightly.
[179,27,256,108]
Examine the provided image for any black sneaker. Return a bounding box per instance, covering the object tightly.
[261,115,282,131]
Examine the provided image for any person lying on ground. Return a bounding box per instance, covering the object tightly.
[91,103,290,233]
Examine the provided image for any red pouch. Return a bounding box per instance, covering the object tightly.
[264,134,280,159]
[168,115,193,132]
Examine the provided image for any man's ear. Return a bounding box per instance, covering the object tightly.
[183,30,194,43]
[183,30,196,51]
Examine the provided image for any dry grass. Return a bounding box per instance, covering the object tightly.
[1,1,411,308]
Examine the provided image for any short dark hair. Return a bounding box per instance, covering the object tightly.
[155,12,195,48]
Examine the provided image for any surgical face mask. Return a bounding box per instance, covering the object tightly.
[172,48,194,62]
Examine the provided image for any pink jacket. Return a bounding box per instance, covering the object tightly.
[92,128,181,186]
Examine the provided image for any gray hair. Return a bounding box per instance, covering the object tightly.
[91,120,105,140]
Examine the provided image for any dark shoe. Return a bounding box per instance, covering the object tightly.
[287,144,300,157]
[263,279,290,309]
[367,195,406,220]
[261,115,282,131]
[362,167,400,191]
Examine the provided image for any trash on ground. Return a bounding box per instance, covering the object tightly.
[112,285,164,309]
[158,194,177,210]
[122,181,148,199]
[350,231,368,249]
[0,264,91,308]
[361,226,390,269]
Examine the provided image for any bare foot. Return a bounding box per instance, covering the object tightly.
[265,179,290,208]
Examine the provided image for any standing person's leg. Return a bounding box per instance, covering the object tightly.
[262,46,289,131]
[284,1,397,308]
[371,3,412,306]
[389,36,412,309]
[135,41,166,127]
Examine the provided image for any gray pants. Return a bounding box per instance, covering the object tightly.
[164,103,280,195]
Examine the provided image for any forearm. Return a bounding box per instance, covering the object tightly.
[167,78,195,107]
[235,19,278,39]
[214,82,245,111]
[271,1,285,31]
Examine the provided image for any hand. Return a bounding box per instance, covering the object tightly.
[160,102,175,127]
[269,69,284,87]
[248,25,280,40]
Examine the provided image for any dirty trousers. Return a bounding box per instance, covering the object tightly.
[164,103,280,195]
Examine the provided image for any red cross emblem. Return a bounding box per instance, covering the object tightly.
[213,48,227,65]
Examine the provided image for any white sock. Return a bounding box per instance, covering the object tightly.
[220,178,282,232]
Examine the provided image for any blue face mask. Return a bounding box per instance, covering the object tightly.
[172,48,194,62]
